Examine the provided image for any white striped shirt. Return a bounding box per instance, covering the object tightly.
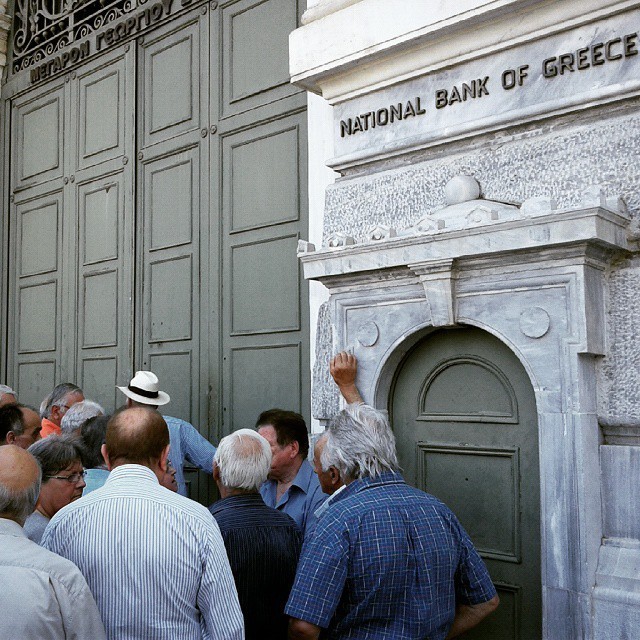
[42,464,244,640]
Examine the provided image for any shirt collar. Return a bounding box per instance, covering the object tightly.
[105,464,160,484]
[314,484,346,519]
[0,518,28,538]
[210,493,264,514]
[290,459,314,493]
[342,470,405,498]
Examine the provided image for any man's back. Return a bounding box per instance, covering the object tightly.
[42,464,243,640]
[286,471,496,640]
[0,518,106,640]
[210,493,302,640]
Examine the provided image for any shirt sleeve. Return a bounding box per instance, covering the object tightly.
[198,521,244,640]
[453,517,498,606]
[180,420,217,475]
[51,572,107,640]
[285,517,349,627]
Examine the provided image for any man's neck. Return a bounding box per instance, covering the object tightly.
[219,487,258,499]
[277,455,304,486]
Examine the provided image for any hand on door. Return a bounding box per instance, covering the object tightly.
[330,351,364,405]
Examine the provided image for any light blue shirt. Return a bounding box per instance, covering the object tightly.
[83,468,110,495]
[163,416,217,496]
[42,464,243,640]
[260,459,327,536]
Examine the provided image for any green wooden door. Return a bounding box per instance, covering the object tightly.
[3,0,308,505]
[390,327,541,639]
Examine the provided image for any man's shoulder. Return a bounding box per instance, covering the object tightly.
[162,415,191,429]
[3,535,92,595]
[211,495,300,531]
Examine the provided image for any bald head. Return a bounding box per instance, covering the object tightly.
[0,445,41,525]
[104,407,170,469]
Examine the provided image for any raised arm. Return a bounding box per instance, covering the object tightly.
[330,352,364,405]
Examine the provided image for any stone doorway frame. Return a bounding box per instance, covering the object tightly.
[300,185,633,639]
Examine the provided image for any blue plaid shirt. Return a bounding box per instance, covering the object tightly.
[285,471,496,639]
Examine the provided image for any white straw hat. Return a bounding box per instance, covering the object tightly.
[117,371,170,406]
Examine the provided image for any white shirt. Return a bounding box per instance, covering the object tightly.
[42,464,243,640]
[0,518,106,640]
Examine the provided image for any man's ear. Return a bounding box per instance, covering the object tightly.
[160,444,170,471]
[289,440,300,458]
[329,466,340,486]
[212,461,220,482]
[101,444,112,471]
[5,431,16,445]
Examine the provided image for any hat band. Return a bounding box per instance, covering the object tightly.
[128,384,159,399]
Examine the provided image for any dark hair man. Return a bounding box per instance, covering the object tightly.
[0,445,105,639]
[256,409,326,535]
[210,429,302,640]
[0,403,42,448]
[286,404,499,640]
[42,407,243,640]
[40,383,84,438]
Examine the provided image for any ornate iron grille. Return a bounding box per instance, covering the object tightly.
[11,0,135,73]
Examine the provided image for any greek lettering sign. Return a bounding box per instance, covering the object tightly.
[332,10,640,167]
[15,0,192,83]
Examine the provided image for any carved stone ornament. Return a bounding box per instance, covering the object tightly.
[297,240,316,254]
[326,232,356,248]
[356,321,379,347]
[519,307,551,339]
[368,225,397,241]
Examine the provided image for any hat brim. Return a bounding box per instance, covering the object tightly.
[117,386,171,406]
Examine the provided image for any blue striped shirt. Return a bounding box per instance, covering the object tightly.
[164,416,217,496]
[285,471,497,639]
[42,464,243,640]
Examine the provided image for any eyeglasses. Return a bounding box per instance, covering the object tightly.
[45,471,87,483]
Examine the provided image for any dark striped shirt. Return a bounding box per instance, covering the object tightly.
[210,493,302,640]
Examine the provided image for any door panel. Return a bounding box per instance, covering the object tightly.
[137,9,210,502]
[221,110,308,433]
[72,45,135,411]
[141,16,202,147]
[13,84,65,188]
[220,0,301,115]
[391,327,541,639]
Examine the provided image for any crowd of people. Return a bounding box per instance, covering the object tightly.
[0,352,499,639]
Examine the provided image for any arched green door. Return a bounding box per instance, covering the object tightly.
[390,327,541,639]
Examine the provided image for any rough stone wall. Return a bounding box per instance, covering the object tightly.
[321,100,640,423]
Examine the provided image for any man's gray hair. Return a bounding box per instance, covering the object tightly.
[28,435,84,478]
[0,463,41,525]
[40,383,82,419]
[60,400,104,434]
[321,404,400,481]
[0,385,16,397]
[214,429,271,491]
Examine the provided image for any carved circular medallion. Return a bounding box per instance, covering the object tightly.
[519,307,550,339]
[356,321,379,347]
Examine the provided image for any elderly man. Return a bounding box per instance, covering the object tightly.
[40,383,84,438]
[210,429,302,640]
[117,370,216,496]
[286,404,499,640]
[0,403,42,448]
[42,406,243,640]
[0,384,17,407]
[309,431,345,525]
[0,445,106,639]
[257,409,326,535]
[60,400,104,435]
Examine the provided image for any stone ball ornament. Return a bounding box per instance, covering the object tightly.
[444,175,481,205]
